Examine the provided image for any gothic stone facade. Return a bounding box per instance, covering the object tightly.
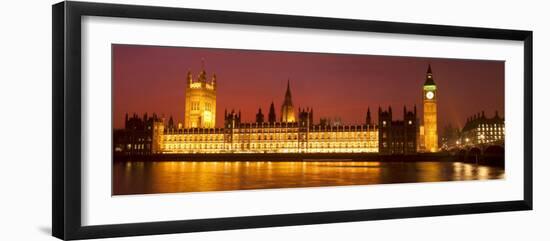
[113,64,441,155]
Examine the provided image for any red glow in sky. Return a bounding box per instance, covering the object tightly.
[113,44,504,131]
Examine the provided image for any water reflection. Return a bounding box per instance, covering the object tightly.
[113,161,505,195]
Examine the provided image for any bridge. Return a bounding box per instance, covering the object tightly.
[448,140,504,167]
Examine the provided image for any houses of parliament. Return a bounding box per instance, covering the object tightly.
[114,63,440,155]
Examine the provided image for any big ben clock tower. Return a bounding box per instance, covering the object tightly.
[423,65,438,152]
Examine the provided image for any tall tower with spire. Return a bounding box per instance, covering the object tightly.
[281,79,296,123]
[184,60,217,128]
[422,64,438,152]
[268,102,276,123]
[366,107,372,125]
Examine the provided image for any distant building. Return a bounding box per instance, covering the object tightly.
[461,111,505,146]
[113,113,159,155]
[378,106,418,154]
[440,124,461,150]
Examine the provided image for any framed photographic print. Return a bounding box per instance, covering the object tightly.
[52,1,533,240]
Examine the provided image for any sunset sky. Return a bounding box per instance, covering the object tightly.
[112,44,504,131]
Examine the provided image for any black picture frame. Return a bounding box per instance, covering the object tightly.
[52,1,533,240]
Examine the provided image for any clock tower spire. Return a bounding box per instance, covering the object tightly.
[423,64,438,152]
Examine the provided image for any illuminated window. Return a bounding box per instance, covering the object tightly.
[191,101,200,111]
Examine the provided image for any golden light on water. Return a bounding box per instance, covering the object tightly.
[113,161,504,195]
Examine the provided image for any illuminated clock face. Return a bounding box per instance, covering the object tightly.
[426,91,435,100]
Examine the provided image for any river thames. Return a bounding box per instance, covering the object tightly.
[112,161,504,195]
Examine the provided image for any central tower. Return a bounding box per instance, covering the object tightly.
[281,79,296,123]
[423,65,438,152]
[184,61,217,128]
